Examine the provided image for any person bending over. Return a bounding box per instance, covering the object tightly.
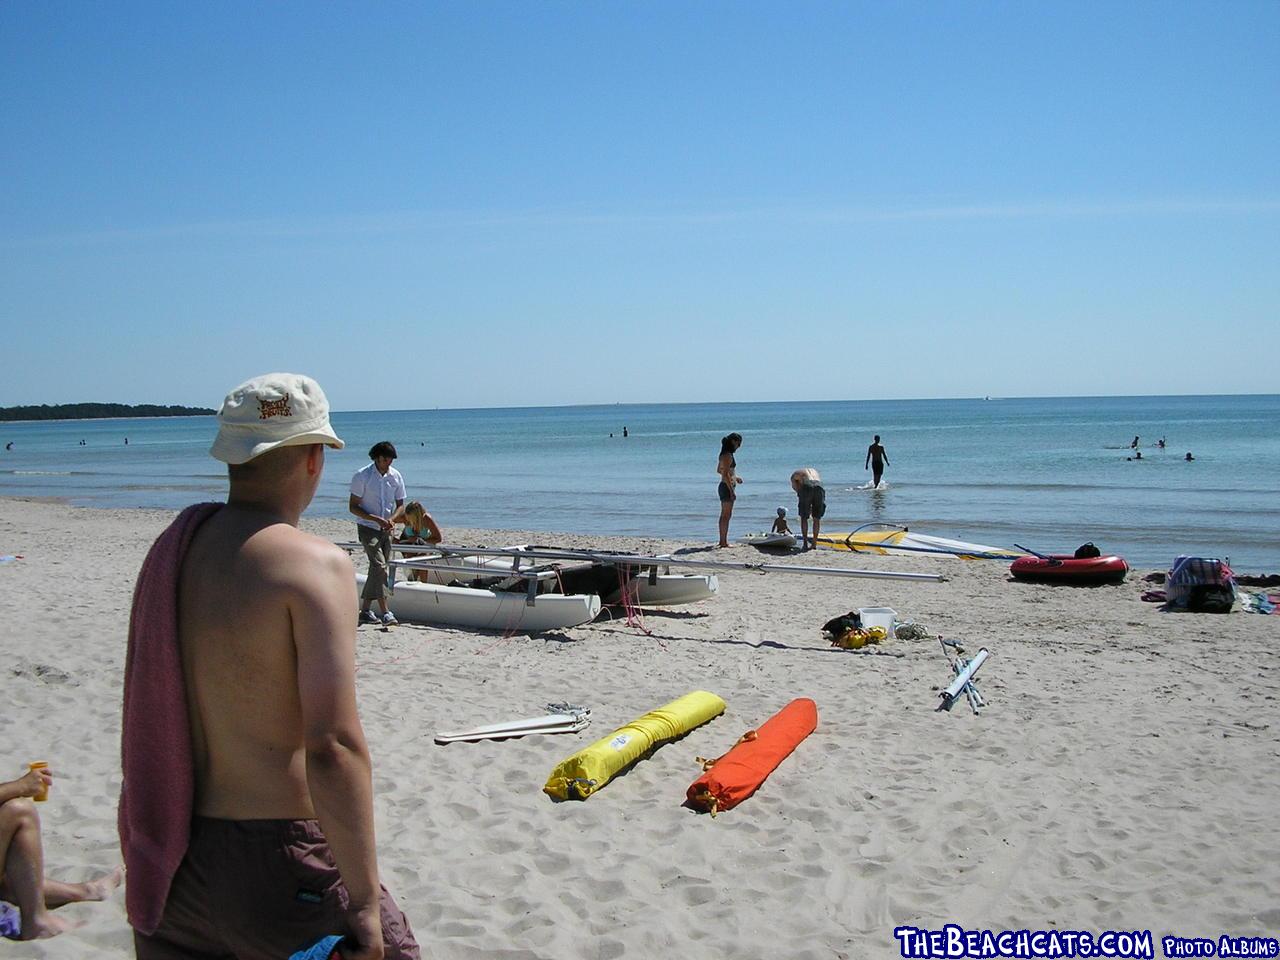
[791,468,827,551]
[0,765,122,940]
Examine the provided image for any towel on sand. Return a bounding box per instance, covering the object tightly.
[0,900,20,938]
[118,502,221,935]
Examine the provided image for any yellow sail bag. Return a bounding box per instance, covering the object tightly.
[544,690,726,801]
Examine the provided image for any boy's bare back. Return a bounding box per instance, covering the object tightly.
[178,506,359,820]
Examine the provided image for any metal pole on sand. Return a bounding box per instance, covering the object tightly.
[937,637,989,714]
[341,541,948,584]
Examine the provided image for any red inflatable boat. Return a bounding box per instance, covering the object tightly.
[1010,554,1128,585]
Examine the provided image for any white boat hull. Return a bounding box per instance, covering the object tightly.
[605,573,718,606]
[739,532,798,550]
[412,546,718,607]
[359,575,600,631]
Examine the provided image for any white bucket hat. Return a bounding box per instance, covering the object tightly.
[209,372,345,465]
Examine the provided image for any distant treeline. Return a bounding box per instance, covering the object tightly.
[0,403,215,422]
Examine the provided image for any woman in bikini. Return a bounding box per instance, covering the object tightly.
[716,433,743,548]
[397,500,443,581]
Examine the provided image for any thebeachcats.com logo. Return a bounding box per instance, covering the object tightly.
[893,926,1156,958]
[893,926,1279,960]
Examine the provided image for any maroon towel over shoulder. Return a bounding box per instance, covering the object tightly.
[119,502,221,935]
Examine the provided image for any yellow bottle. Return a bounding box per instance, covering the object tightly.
[28,761,49,802]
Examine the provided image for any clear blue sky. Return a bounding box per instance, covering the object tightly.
[2,1,1276,410]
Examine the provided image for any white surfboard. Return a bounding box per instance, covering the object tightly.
[739,532,798,550]
[434,719,591,744]
[434,711,591,744]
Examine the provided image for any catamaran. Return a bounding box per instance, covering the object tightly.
[341,539,945,632]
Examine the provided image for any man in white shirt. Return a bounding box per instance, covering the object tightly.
[349,441,406,626]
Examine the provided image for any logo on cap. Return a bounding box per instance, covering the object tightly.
[258,395,293,420]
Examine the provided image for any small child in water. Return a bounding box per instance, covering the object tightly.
[771,507,792,535]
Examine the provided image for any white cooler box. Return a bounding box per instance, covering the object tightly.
[857,606,897,636]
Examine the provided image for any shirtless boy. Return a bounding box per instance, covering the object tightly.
[123,373,418,959]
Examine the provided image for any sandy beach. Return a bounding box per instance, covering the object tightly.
[3,495,1278,959]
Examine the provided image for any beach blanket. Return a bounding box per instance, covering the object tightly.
[119,502,221,935]
[1240,592,1280,615]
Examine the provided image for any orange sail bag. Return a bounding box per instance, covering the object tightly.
[686,698,818,815]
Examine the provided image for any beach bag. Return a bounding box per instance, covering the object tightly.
[1073,542,1101,559]
[821,611,861,636]
[1187,584,1234,614]
[1166,556,1235,612]
[832,625,887,649]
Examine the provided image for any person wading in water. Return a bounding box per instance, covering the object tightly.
[865,435,889,488]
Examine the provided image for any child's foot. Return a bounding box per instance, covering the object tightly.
[83,865,125,901]
[20,911,78,940]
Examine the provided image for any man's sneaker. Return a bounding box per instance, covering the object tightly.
[381,611,398,626]
[359,609,379,625]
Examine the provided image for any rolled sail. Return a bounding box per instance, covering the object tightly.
[544,691,726,801]
[687,698,818,815]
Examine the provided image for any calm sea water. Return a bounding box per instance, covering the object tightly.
[2,395,1277,569]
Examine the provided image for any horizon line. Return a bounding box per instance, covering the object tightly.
[2,391,1277,423]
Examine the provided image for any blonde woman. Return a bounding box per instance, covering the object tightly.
[790,467,826,551]
[397,500,442,581]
